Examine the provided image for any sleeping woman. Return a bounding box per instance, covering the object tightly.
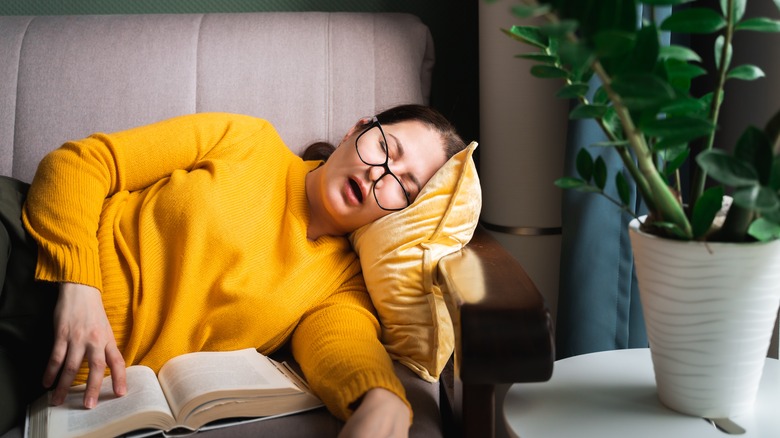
[0,104,466,437]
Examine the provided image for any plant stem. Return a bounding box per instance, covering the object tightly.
[551,7,654,214]
[691,0,735,206]
[592,60,692,238]
[596,186,642,220]
[596,117,655,211]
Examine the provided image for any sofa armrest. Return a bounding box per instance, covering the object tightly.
[438,225,554,437]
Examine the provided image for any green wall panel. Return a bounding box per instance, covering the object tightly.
[1,0,427,15]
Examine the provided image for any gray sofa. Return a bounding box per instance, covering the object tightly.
[0,12,554,437]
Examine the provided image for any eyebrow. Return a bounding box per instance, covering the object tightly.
[388,133,422,193]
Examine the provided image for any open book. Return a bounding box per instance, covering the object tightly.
[25,348,324,438]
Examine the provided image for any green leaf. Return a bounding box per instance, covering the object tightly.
[665,60,708,79]
[511,3,552,18]
[602,107,624,140]
[540,20,579,37]
[557,40,595,80]
[659,97,708,116]
[640,115,715,141]
[654,137,689,151]
[616,171,631,206]
[721,0,747,23]
[592,140,630,147]
[611,73,676,111]
[640,0,695,4]
[699,91,725,111]
[771,156,780,190]
[661,8,727,34]
[662,146,690,176]
[734,126,773,185]
[735,17,780,32]
[727,64,766,81]
[594,156,608,190]
[664,59,708,87]
[696,149,759,187]
[555,177,587,189]
[766,109,780,156]
[574,184,603,194]
[548,35,560,56]
[625,25,662,74]
[692,186,724,238]
[732,185,779,211]
[556,83,590,99]
[576,148,594,181]
[594,30,635,57]
[650,221,689,238]
[531,65,570,79]
[659,44,702,62]
[503,26,548,49]
[714,35,733,71]
[517,53,558,64]
[748,217,780,241]
[570,104,608,119]
[593,87,609,105]
[765,205,780,223]
[570,0,638,40]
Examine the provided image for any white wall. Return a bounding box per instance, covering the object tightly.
[478,0,568,326]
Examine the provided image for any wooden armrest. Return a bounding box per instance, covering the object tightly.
[438,225,554,438]
[439,225,554,384]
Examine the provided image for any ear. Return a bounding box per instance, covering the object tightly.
[341,117,373,145]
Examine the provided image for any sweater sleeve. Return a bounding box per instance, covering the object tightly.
[22,112,273,289]
[291,273,410,422]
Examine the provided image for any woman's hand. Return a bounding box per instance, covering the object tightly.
[43,282,127,408]
[339,388,411,438]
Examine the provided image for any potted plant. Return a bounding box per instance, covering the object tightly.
[497,0,780,420]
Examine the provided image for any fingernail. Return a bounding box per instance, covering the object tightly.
[86,397,96,409]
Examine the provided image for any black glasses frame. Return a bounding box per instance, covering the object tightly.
[355,117,411,211]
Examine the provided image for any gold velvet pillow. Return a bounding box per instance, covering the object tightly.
[349,141,481,381]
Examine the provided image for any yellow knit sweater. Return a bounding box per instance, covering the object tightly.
[21,112,406,420]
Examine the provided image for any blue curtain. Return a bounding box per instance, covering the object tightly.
[555,5,672,359]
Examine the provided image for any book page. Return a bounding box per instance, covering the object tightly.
[40,366,175,438]
[158,348,300,421]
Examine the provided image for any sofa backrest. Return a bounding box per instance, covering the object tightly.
[0,12,434,182]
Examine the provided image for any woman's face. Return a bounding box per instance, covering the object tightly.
[310,119,447,236]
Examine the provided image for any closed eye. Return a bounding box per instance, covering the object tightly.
[378,143,387,159]
[385,134,422,197]
[401,175,420,201]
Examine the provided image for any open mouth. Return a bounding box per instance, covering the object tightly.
[348,178,364,203]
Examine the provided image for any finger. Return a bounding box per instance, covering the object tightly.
[42,338,68,389]
[105,344,127,397]
[84,348,107,409]
[50,346,85,406]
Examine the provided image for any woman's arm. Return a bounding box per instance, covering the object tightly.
[23,112,272,289]
[23,112,275,409]
[291,274,412,435]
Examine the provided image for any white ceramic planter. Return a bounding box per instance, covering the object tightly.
[628,217,780,418]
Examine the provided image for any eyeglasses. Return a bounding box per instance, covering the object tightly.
[355,117,411,211]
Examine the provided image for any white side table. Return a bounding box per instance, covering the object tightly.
[503,348,779,437]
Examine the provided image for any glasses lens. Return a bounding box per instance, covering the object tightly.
[374,173,410,211]
[356,126,388,165]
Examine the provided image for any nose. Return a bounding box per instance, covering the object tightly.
[368,165,385,183]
